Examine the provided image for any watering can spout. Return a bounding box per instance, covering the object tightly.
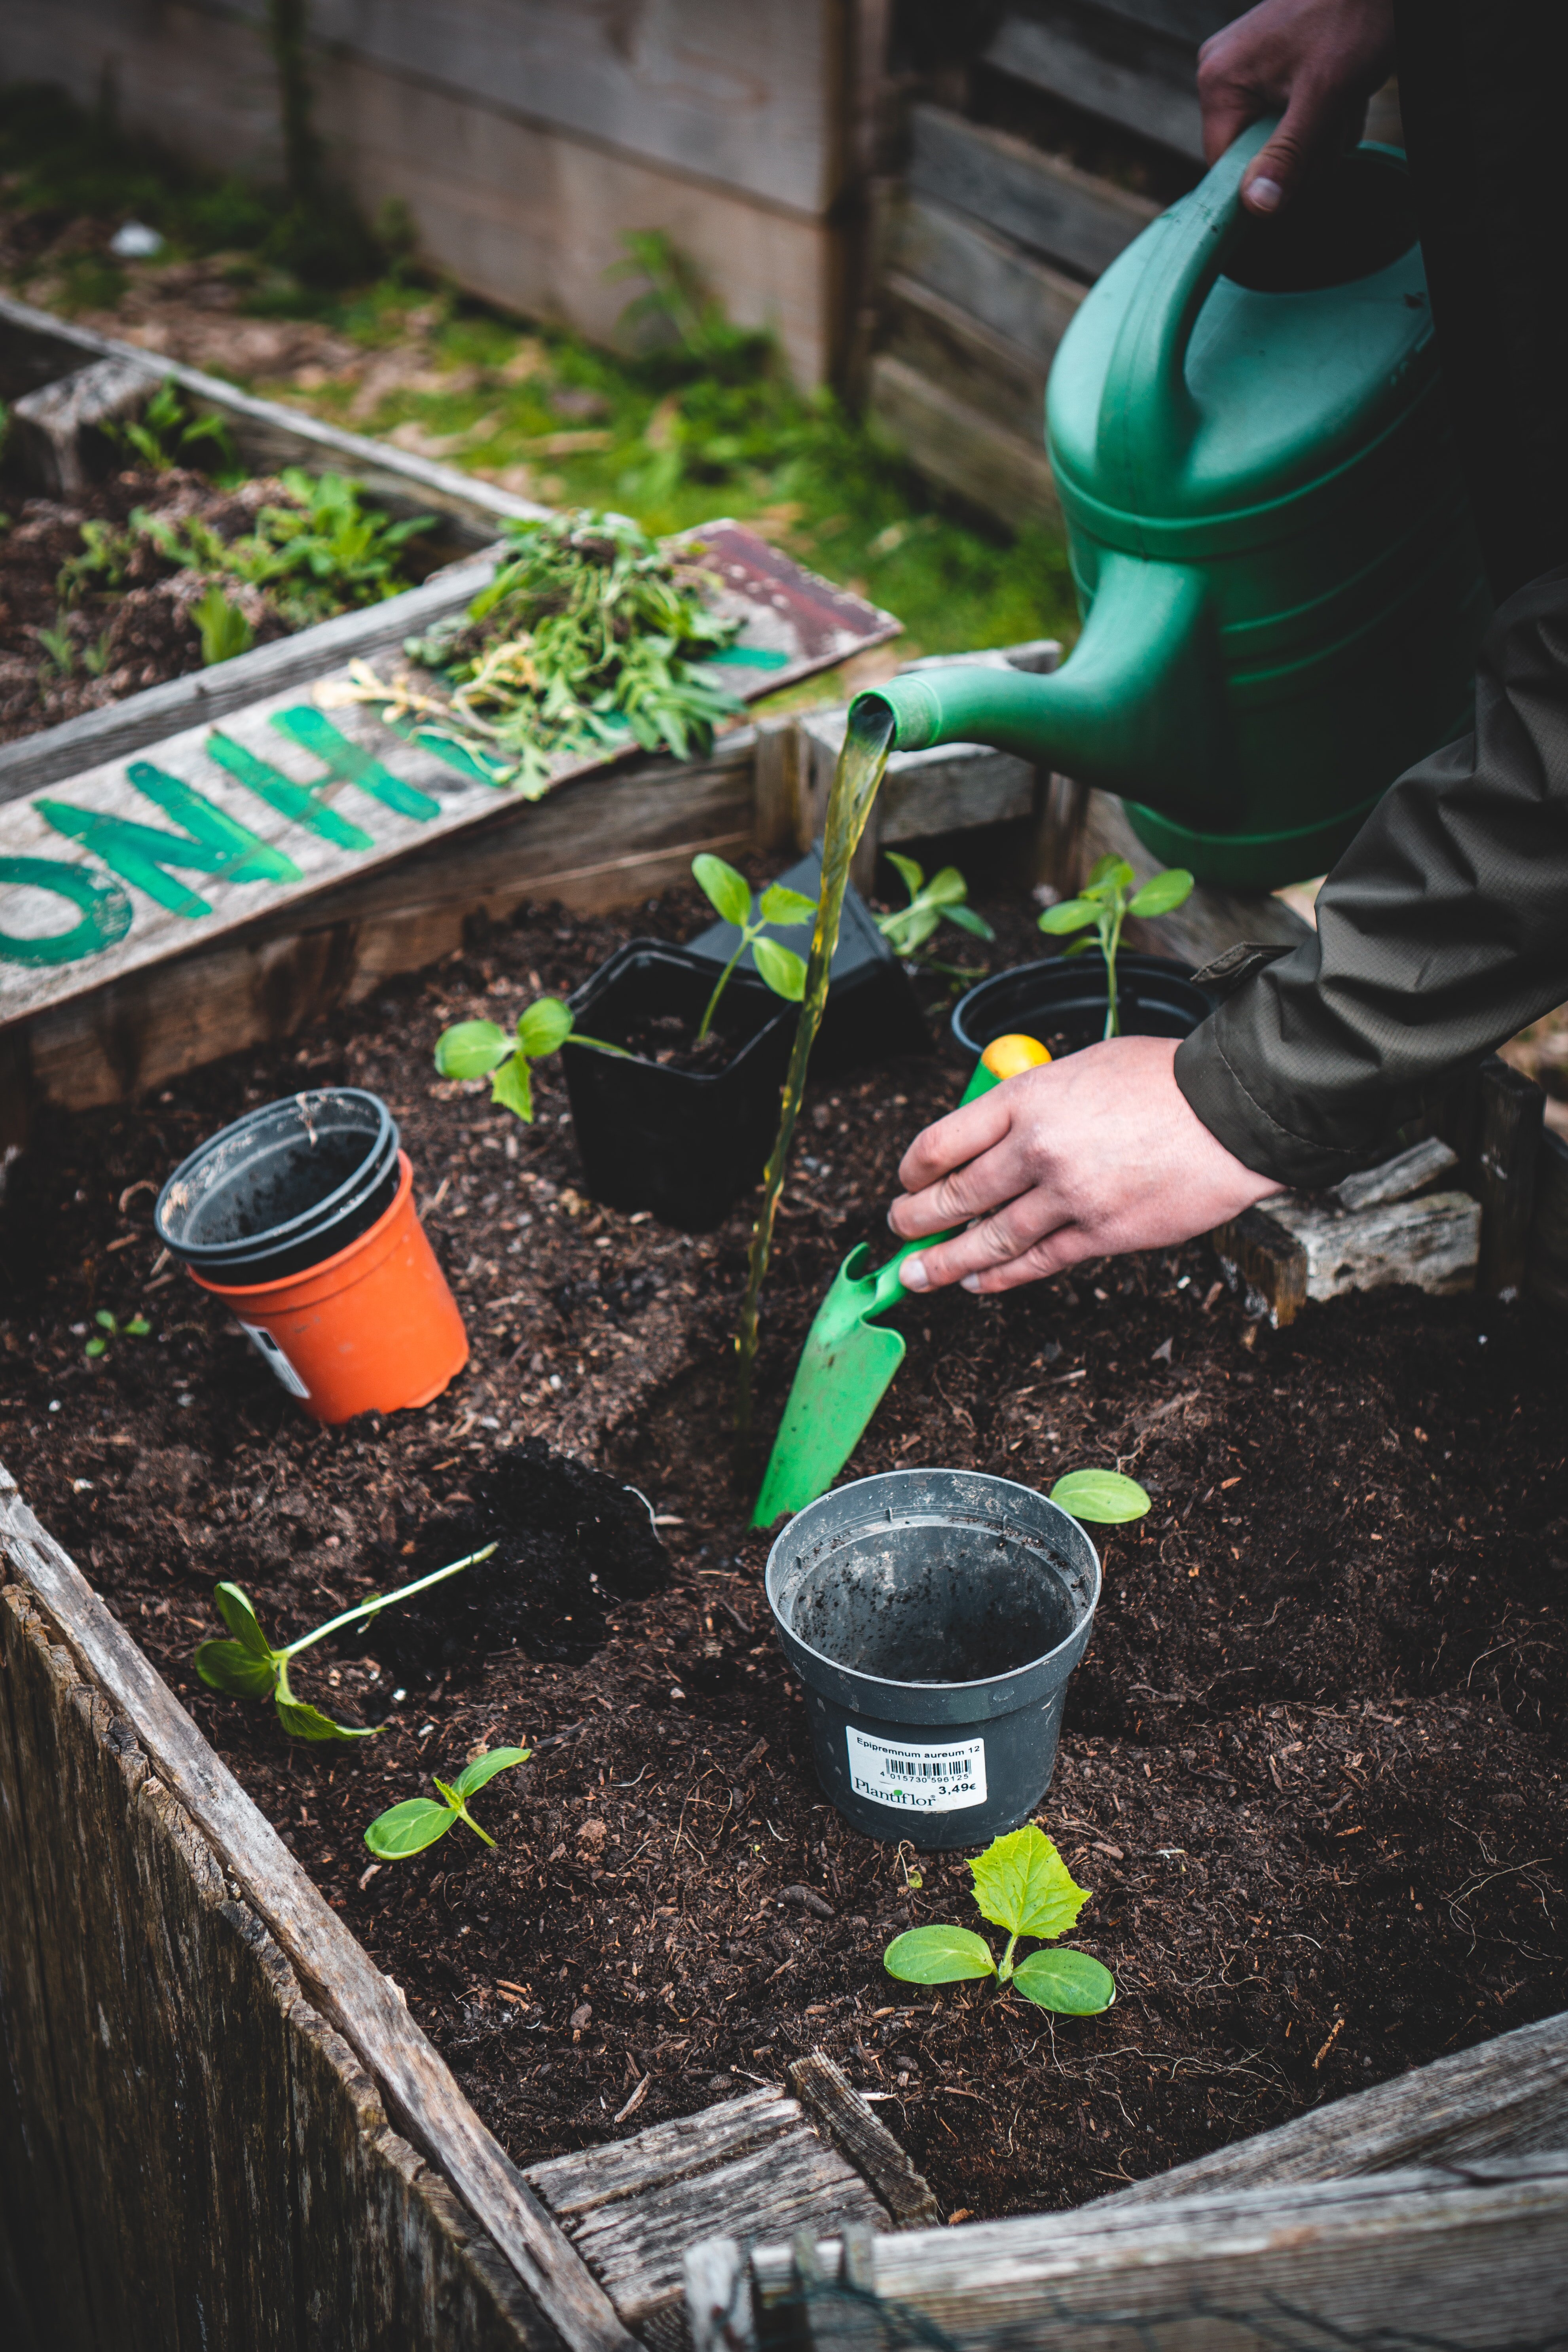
[851,551,1232,819]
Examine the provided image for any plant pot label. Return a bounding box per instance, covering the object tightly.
[239,1321,311,1399]
[846,1727,988,1812]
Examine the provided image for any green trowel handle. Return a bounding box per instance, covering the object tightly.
[861,1054,1002,1313]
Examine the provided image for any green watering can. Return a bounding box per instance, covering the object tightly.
[855,122,1490,890]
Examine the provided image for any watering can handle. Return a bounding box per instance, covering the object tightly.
[1099,116,1279,506]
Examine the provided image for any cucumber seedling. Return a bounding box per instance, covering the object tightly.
[885,1823,1114,2015]
[193,1543,495,1744]
[364,1747,531,1857]
[434,993,624,1123]
[690,853,817,1040]
[876,853,994,979]
[84,1307,150,1359]
[1038,855,1194,1039]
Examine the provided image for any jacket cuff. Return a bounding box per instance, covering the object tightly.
[1173,1018,1368,1192]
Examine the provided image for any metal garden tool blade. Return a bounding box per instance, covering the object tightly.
[752,1058,1008,1529]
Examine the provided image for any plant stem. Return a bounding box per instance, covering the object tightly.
[998,1931,1019,1984]
[1102,902,1124,1042]
[733,704,895,1439]
[456,1800,497,1847]
[696,934,749,1043]
[284,1542,498,1659]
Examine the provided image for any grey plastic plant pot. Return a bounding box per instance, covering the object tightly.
[765,1469,1101,1850]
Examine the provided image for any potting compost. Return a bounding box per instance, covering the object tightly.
[1,866,1563,2228]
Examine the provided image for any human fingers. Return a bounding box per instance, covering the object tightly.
[894,1084,1015,1198]
[1196,0,1396,212]
[897,1185,1070,1292]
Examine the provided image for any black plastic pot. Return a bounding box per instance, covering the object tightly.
[561,940,794,1233]
[154,1089,401,1286]
[686,845,931,1077]
[952,950,1215,1061]
[766,1469,1101,1849]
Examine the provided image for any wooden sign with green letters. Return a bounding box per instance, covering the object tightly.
[0,523,895,1032]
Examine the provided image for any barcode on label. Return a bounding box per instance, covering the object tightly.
[845,1727,987,1812]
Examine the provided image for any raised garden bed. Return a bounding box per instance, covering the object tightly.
[2,867,1564,2261]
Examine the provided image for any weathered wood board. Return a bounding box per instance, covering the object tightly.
[889,191,1087,371]
[0,521,895,1037]
[984,4,1210,160]
[701,2156,1568,2350]
[867,353,1062,533]
[906,105,1158,282]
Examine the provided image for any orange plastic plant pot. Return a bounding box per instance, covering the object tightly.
[192,1154,468,1422]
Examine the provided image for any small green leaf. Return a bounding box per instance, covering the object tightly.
[1128,867,1194,919]
[451,1745,531,1799]
[1086,854,1135,892]
[692,852,752,928]
[516,995,574,1059]
[896,905,942,954]
[885,851,923,899]
[751,936,808,1001]
[123,1316,150,1337]
[946,904,995,940]
[84,1337,107,1358]
[364,1798,455,1858]
[1050,1469,1151,1524]
[1038,899,1098,934]
[884,1925,996,1984]
[1060,936,1098,958]
[971,1825,1090,1941]
[434,1019,514,1079]
[95,1308,116,1331]
[1013,1948,1115,2014]
[489,1054,535,1122]
[275,1694,377,1743]
[214,1581,275,1660]
[193,1638,279,1698]
[758,883,818,927]
[923,866,969,908]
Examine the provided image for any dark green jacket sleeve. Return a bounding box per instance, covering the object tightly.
[1174,563,1568,1188]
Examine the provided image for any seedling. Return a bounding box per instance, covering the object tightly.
[876,854,994,973]
[84,1307,150,1358]
[1038,855,1194,1039]
[690,854,816,1039]
[193,1542,495,1743]
[884,1823,1115,2014]
[1050,1468,1150,1524]
[364,1747,531,1857]
[191,581,254,666]
[109,377,237,473]
[434,996,624,1124]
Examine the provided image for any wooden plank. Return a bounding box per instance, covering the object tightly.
[984,5,1207,160]
[1212,1202,1307,1327]
[281,0,848,217]
[0,1583,556,2352]
[728,2157,1568,2350]
[1330,1134,1458,1211]
[908,105,1158,279]
[1092,2006,1568,2208]
[0,1469,637,2352]
[889,191,1086,370]
[787,2052,943,2231]
[1475,1055,1545,1296]
[880,274,1048,444]
[1265,1188,1481,1305]
[540,2125,885,2330]
[867,353,1061,534]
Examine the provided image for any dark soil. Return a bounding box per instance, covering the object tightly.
[0,464,298,742]
[613,1008,738,1076]
[2,868,1564,2226]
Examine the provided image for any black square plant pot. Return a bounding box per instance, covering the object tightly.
[561,940,794,1232]
[686,845,931,1078]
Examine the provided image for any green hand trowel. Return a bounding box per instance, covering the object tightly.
[752,1035,1050,1528]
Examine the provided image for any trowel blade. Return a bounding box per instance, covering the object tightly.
[751,1245,908,1529]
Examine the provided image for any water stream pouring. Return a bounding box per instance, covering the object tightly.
[851,121,1489,891]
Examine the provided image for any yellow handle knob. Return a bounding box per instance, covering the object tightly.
[980,1033,1052,1080]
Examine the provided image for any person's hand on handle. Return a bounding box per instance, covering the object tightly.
[889,1036,1280,1295]
[1198,0,1396,217]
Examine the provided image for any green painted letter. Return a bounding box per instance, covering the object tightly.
[35,762,302,919]
[267,707,442,821]
[0,856,135,967]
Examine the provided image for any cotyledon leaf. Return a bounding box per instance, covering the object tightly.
[364,1799,455,1859]
[1050,1469,1151,1524]
[1012,1948,1116,2014]
[193,1638,278,1699]
[214,1580,276,1660]
[883,1925,996,1984]
[451,1746,531,1800]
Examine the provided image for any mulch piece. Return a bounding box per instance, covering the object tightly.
[1,869,1563,2225]
[0,463,300,743]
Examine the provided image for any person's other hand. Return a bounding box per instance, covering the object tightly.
[889,1035,1280,1294]
[1198,0,1397,217]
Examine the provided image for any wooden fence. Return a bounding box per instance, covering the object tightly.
[0,0,886,386]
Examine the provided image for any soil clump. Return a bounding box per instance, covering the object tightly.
[1,870,1563,2225]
